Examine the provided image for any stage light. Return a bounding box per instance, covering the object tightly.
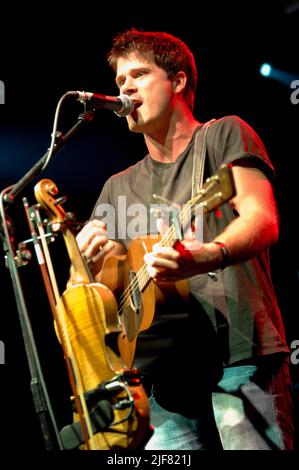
[259,63,298,88]
[260,63,272,77]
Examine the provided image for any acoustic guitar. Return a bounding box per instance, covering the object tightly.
[100,163,236,368]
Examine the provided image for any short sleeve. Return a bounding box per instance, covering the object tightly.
[208,115,275,181]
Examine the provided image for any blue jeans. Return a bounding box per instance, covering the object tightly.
[145,356,294,450]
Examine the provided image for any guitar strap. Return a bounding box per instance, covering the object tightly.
[191,119,230,357]
[191,119,216,199]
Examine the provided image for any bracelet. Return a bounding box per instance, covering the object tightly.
[213,241,229,270]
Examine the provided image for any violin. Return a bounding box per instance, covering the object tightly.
[34,179,151,450]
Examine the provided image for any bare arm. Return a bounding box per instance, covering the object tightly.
[214,165,279,262]
[144,165,279,281]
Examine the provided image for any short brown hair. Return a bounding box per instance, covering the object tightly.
[108,28,198,111]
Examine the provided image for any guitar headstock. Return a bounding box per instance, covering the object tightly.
[191,163,236,213]
[34,179,66,226]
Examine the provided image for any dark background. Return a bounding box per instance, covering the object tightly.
[0,1,298,452]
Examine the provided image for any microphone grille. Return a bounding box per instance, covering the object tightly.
[115,94,134,117]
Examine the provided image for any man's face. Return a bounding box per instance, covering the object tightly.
[115,52,174,134]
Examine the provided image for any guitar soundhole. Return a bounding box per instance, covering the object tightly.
[129,270,141,312]
[121,271,143,342]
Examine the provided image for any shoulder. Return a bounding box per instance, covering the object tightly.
[206,115,275,179]
[208,114,267,152]
[211,115,260,137]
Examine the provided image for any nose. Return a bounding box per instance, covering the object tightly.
[121,76,137,96]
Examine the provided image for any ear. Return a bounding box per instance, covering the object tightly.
[172,71,187,94]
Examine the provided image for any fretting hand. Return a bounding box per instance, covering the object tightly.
[76,219,116,276]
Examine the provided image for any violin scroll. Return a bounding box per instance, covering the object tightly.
[34,179,67,226]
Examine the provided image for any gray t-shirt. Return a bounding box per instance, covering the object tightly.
[92,116,288,386]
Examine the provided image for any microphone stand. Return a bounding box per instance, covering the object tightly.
[0,109,95,450]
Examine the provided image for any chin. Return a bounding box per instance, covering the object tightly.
[127,117,145,133]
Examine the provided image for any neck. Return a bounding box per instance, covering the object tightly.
[144,110,200,163]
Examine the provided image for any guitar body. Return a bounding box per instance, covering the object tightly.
[101,236,189,368]
[61,281,150,449]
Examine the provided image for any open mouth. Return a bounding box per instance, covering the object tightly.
[133,101,142,110]
[130,101,142,119]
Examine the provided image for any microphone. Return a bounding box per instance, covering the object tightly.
[73,91,134,117]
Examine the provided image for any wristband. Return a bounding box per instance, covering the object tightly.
[213,241,229,270]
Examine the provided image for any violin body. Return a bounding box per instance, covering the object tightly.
[61,281,150,449]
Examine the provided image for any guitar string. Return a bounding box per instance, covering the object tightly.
[116,190,216,314]
[116,177,223,315]
[116,202,195,315]
[117,223,177,315]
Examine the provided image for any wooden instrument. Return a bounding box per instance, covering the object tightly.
[34,179,151,450]
[100,163,236,368]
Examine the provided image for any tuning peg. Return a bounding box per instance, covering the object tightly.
[65,212,85,233]
[53,196,67,206]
